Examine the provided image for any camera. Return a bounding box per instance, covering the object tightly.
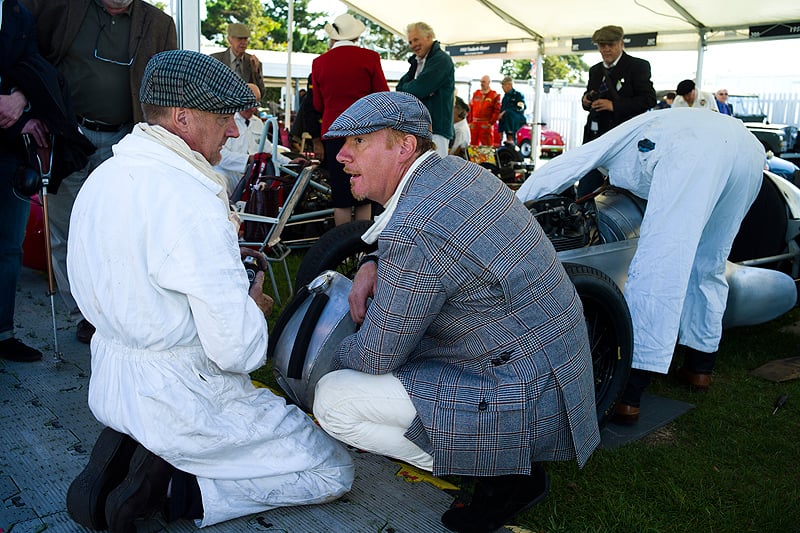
[242,256,263,287]
[586,90,600,102]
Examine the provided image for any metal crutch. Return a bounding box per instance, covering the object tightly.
[24,133,64,365]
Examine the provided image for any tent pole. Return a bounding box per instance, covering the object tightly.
[695,30,706,89]
[285,0,294,131]
[532,41,544,165]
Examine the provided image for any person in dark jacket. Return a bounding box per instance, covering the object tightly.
[498,76,527,145]
[396,22,455,157]
[22,0,177,344]
[581,25,655,143]
[0,0,47,362]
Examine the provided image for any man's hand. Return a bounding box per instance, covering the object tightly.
[21,119,50,149]
[0,91,28,129]
[248,271,274,317]
[240,247,268,271]
[348,262,377,324]
[590,98,615,113]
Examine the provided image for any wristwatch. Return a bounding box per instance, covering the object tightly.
[357,254,379,270]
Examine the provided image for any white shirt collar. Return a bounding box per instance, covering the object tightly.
[361,150,436,244]
[331,40,358,49]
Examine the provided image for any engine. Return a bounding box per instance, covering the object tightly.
[525,194,597,251]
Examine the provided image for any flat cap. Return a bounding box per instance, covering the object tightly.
[592,25,624,43]
[227,23,250,38]
[323,91,433,140]
[140,50,257,114]
[676,79,696,96]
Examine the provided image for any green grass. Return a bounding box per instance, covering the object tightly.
[256,251,800,532]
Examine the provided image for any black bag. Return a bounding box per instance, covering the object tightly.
[242,175,293,243]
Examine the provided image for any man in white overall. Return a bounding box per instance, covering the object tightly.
[66,50,353,531]
[516,108,764,423]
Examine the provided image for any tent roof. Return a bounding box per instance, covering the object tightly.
[340,0,800,57]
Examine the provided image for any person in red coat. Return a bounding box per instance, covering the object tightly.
[468,75,501,146]
[312,13,389,226]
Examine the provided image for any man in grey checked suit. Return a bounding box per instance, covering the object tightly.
[312,91,601,533]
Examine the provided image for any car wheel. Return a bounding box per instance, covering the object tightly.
[562,263,633,427]
[294,220,377,291]
[519,139,532,159]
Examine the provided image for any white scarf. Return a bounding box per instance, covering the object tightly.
[134,123,241,231]
[361,151,435,244]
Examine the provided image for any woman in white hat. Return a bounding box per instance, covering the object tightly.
[311,13,389,226]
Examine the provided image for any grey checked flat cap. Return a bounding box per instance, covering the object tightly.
[324,91,433,140]
[140,50,257,114]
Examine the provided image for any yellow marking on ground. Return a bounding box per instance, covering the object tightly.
[393,463,460,490]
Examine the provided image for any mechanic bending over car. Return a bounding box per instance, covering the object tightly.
[516,108,765,424]
[310,91,601,533]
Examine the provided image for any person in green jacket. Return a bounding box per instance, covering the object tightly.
[396,22,455,157]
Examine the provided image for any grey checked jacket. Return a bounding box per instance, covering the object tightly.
[334,154,601,477]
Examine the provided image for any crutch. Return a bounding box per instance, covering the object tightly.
[23,133,64,365]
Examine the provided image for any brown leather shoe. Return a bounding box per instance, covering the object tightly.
[612,402,640,425]
[677,367,711,392]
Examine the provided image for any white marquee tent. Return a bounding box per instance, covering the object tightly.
[173,1,800,152]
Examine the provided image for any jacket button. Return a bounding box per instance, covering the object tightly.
[478,401,488,411]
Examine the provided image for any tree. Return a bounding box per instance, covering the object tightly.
[501,55,589,83]
[203,0,329,53]
[354,15,410,60]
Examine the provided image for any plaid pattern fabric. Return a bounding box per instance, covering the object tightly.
[140,50,256,114]
[334,155,601,476]
[324,91,433,140]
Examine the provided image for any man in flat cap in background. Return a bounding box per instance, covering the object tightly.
[65,50,353,532]
[311,91,600,533]
[582,24,655,143]
[672,79,719,111]
[211,22,266,102]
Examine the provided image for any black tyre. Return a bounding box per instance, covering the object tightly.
[294,220,377,290]
[563,263,633,427]
[519,139,532,159]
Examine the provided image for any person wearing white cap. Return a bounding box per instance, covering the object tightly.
[312,91,600,533]
[312,12,389,225]
[65,50,353,532]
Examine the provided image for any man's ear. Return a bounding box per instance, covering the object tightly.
[173,108,190,130]
[397,134,418,162]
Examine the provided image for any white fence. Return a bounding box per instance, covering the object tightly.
[516,84,800,153]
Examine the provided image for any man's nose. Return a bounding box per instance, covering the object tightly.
[336,145,350,164]
[227,118,240,138]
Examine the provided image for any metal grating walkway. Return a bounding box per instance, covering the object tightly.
[1,267,471,533]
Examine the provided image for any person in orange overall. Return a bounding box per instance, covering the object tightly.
[468,75,500,146]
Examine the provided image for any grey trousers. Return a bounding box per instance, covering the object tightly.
[47,126,130,320]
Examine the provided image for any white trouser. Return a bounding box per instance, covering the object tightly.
[432,134,449,158]
[313,369,434,471]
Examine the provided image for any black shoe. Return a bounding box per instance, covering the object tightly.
[67,427,138,529]
[441,464,551,532]
[0,337,42,362]
[105,445,174,533]
[76,319,95,344]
